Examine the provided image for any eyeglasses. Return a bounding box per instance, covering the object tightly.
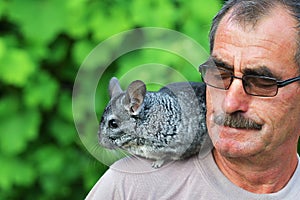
[199,64,300,97]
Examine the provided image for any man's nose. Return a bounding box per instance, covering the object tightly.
[222,78,250,114]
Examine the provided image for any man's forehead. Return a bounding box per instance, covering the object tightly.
[222,5,297,34]
[214,5,298,55]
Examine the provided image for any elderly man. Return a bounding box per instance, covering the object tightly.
[86,0,300,199]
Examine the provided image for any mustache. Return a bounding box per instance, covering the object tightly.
[214,113,263,130]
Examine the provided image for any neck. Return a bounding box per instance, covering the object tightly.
[213,147,298,193]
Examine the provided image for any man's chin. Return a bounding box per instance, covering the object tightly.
[212,137,266,158]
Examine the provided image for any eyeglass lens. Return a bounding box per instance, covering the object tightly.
[200,66,279,97]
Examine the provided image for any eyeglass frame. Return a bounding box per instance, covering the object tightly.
[198,64,300,97]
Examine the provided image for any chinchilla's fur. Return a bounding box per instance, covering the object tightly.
[98,77,209,168]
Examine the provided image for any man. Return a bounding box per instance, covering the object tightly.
[86,0,300,199]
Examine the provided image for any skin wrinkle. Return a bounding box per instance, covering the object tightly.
[227,2,300,69]
[215,5,298,63]
[207,5,300,193]
[213,25,299,80]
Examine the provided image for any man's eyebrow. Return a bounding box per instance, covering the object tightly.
[210,56,233,71]
[208,56,281,79]
[242,66,281,79]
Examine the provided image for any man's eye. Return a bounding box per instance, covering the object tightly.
[220,73,232,79]
[249,77,277,88]
[213,69,232,80]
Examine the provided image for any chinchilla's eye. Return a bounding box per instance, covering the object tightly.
[108,119,119,129]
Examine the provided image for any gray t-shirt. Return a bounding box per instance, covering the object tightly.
[86,150,300,200]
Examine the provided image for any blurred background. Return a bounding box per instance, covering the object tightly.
[3,0,297,199]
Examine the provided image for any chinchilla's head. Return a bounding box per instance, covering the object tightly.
[98,77,146,149]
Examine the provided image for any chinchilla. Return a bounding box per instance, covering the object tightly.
[98,77,210,168]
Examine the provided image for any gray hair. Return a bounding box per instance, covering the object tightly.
[209,0,300,68]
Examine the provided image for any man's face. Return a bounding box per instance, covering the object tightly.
[207,7,300,158]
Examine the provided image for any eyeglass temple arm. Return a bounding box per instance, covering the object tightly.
[277,76,300,88]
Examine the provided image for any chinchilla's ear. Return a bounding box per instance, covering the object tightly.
[109,77,123,98]
[124,80,146,115]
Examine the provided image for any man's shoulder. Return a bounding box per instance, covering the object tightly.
[108,135,214,174]
[85,150,238,200]
[109,154,202,174]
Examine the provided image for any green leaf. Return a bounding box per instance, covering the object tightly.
[0,95,19,119]
[0,39,6,59]
[0,0,8,17]
[131,0,176,28]
[0,157,15,190]
[0,109,40,155]
[89,3,133,41]
[0,157,36,190]
[49,38,69,63]
[33,145,65,175]
[0,48,36,87]
[73,40,95,67]
[25,43,49,62]
[58,92,73,121]
[7,0,67,44]
[23,70,59,110]
[14,159,36,187]
[63,0,89,38]
[49,117,77,146]
[190,0,221,23]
